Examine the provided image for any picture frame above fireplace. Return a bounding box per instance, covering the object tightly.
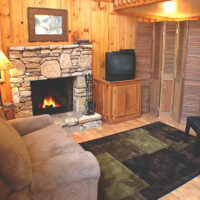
[28,7,68,42]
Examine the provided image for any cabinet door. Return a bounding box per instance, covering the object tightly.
[93,81,111,118]
[112,85,126,118]
[126,83,140,115]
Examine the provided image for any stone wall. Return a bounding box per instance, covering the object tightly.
[9,44,92,118]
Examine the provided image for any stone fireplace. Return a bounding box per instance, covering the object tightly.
[9,44,92,118]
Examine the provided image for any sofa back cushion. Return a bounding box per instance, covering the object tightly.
[0,118,32,191]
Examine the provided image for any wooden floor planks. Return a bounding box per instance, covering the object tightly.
[69,114,200,200]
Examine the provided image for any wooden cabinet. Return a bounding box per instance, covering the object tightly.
[93,79,141,124]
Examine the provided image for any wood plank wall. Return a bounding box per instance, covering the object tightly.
[0,0,155,105]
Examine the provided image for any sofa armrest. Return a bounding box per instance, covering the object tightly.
[8,114,53,136]
[31,151,100,194]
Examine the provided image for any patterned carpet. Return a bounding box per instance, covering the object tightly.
[81,122,200,200]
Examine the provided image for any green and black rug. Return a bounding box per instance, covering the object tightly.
[80,121,200,200]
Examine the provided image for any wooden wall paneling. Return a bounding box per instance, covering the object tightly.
[91,2,109,79]
[108,14,135,51]
[10,0,25,43]
[150,22,163,116]
[60,0,71,42]
[71,0,91,42]
[171,21,188,122]
[180,21,200,123]
[108,7,117,52]
[0,0,13,105]
[109,3,136,51]
[80,0,91,39]
[159,21,177,118]
[23,1,31,43]
[47,0,60,9]
[135,22,153,113]
[99,3,109,79]
[35,0,48,7]
[0,21,2,48]
[0,0,12,52]
[0,0,150,107]
[70,0,81,41]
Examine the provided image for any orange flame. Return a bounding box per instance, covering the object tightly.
[41,95,60,108]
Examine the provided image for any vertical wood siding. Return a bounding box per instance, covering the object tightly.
[0,0,152,104]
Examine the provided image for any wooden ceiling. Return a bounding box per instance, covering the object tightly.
[113,0,200,19]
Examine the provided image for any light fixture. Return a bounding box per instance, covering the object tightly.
[0,50,13,71]
[0,50,14,106]
[164,1,176,13]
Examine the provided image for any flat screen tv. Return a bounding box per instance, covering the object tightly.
[105,49,136,82]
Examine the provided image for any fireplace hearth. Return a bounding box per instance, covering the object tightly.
[31,77,73,115]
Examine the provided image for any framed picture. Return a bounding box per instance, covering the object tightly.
[28,7,68,42]
[0,71,5,83]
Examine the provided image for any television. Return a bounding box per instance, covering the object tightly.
[105,49,136,82]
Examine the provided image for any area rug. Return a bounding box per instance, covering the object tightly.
[80,121,200,200]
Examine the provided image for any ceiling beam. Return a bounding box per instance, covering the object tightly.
[91,0,114,2]
[113,0,169,11]
[111,10,176,21]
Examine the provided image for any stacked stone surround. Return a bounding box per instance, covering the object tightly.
[8,44,93,118]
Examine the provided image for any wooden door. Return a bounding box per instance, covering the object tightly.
[180,21,200,123]
[150,22,163,116]
[112,85,127,118]
[159,22,178,118]
[135,22,153,113]
[171,21,188,122]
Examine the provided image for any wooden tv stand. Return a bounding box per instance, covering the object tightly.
[93,79,141,124]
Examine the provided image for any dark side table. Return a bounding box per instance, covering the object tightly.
[184,116,200,155]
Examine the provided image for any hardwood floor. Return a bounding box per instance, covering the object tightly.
[69,114,200,200]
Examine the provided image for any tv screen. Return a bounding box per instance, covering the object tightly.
[106,49,136,82]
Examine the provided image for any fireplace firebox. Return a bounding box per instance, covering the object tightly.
[31,77,73,116]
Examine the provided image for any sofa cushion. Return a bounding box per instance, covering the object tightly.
[0,118,32,190]
[23,124,84,163]
[0,177,12,200]
[7,187,32,200]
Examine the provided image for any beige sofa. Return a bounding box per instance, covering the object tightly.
[0,112,100,200]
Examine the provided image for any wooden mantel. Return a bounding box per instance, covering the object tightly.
[113,0,168,11]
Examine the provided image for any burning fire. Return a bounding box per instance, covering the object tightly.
[41,95,61,108]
